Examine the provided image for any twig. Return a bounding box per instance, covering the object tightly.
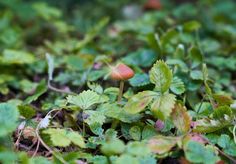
[32,109,68,164]
[48,80,75,95]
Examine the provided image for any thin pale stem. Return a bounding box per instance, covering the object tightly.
[117,81,124,103]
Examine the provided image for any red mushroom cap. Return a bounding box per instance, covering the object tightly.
[144,0,162,10]
[110,63,134,81]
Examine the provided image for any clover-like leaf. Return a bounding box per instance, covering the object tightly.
[43,128,85,148]
[149,60,172,93]
[125,91,157,114]
[151,93,176,120]
[67,90,100,110]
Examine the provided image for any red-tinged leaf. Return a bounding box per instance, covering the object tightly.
[147,135,179,154]
[171,103,191,134]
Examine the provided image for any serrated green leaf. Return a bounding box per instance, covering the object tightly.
[18,105,36,119]
[170,77,185,94]
[151,93,176,120]
[1,49,35,64]
[189,46,203,68]
[0,102,19,137]
[183,21,201,32]
[129,73,150,87]
[184,141,220,164]
[129,126,141,141]
[149,60,172,93]
[212,105,232,119]
[171,103,191,134]
[125,91,157,114]
[43,128,85,148]
[67,90,100,110]
[24,80,47,104]
[101,139,125,156]
[148,135,179,154]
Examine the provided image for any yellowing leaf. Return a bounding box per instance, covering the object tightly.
[149,60,172,93]
[67,90,100,110]
[43,128,85,148]
[147,135,179,154]
[171,103,191,134]
[124,91,157,114]
[151,93,176,120]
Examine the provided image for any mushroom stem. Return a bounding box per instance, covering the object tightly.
[117,80,124,103]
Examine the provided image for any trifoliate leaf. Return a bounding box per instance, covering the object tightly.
[170,76,185,95]
[149,60,172,93]
[0,103,19,137]
[171,103,191,134]
[67,90,100,110]
[125,91,157,114]
[184,141,220,164]
[151,93,176,120]
[24,80,47,104]
[43,128,85,148]
[148,135,179,154]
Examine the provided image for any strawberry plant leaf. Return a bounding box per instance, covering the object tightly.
[149,60,172,93]
[171,103,191,134]
[43,128,85,148]
[0,102,19,137]
[151,93,176,120]
[170,76,185,95]
[67,90,101,110]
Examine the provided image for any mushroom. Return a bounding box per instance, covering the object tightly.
[110,63,134,103]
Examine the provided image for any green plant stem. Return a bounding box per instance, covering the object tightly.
[117,80,124,103]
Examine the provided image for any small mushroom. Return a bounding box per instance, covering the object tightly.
[110,63,134,103]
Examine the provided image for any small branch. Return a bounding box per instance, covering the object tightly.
[32,109,68,164]
[48,80,75,95]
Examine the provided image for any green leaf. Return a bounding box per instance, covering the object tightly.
[114,154,139,164]
[183,21,201,32]
[101,139,125,156]
[151,93,176,120]
[217,134,236,157]
[213,94,233,106]
[160,29,178,47]
[171,103,191,134]
[24,80,47,104]
[190,70,203,80]
[148,135,179,154]
[170,77,185,95]
[129,73,150,87]
[18,105,36,119]
[184,141,220,164]
[99,103,142,123]
[125,91,157,114]
[212,105,232,119]
[67,90,100,110]
[129,126,141,141]
[122,49,157,67]
[189,46,203,68]
[149,60,172,93]
[126,141,152,157]
[0,102,19,137]
[142,125,157,140]
[1,49,35,64]
[43,128,85,148]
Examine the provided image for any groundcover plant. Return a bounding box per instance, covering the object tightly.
[0,0,236,163]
